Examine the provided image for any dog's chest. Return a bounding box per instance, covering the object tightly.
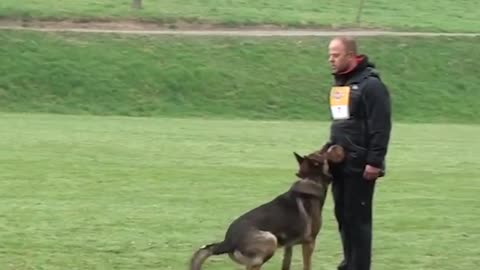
[278,198,323,246]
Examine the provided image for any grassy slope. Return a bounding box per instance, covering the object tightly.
[0,0,479,32]
[1,30,479,123]
[0,112,479,270]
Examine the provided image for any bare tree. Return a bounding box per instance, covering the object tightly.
[132,0,143,9]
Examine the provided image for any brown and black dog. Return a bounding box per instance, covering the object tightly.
[190,144,345,270]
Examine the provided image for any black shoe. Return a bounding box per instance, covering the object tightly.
[337,260,347,270]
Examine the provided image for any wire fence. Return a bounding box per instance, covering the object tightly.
[130,0,368,26]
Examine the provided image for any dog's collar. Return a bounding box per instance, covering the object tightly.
[299,176,322,182]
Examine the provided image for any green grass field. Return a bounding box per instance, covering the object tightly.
[1,2,479,269]
[1,30,479,123]
[1,112,479,270]
[1,0,479,32]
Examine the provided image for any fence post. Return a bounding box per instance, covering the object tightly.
[132,0,143,9]
[355,0,366,25]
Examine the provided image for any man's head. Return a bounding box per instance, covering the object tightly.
[328,36,358,74]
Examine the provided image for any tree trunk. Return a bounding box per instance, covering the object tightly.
[132,0,143,9]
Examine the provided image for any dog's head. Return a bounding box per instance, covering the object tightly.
[290,144,345,198]
[294,144,345,180]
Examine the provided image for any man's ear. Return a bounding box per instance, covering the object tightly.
[326,145,345,163]
[290,179,324,198]
[294,152,304,165]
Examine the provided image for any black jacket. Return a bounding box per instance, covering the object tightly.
[327,55,392,175]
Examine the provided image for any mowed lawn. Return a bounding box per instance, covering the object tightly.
[0,0,479,32]
[0,113,479,270]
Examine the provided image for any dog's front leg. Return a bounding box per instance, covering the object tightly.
[302,241,315,270]
[281,246,292,270]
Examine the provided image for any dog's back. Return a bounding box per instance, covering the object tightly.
[224,191,310,246]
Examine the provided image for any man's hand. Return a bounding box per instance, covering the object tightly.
[363,165,381,181]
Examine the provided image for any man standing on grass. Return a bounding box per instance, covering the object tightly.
[323,36,392,270]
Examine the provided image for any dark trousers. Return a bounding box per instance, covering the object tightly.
[331,168,376,270]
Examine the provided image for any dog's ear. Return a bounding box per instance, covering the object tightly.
[326,145,345,163]
[290,179,324,198]
[294,152,305,165]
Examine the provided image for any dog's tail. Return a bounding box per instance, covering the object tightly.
[190,241,232,270]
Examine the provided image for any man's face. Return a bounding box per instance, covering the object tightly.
[328,39,353,73]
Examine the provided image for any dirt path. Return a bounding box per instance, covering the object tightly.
[0,20,479,37]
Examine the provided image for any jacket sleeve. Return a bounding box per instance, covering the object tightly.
[363,78,392,168]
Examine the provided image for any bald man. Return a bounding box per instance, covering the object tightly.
[323,37,392,270]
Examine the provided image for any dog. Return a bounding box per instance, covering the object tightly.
[189,144,345,270]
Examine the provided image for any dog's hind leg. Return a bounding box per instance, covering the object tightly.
[301,241,315,270]
[231,231,278,268]
[281,246,292,270]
